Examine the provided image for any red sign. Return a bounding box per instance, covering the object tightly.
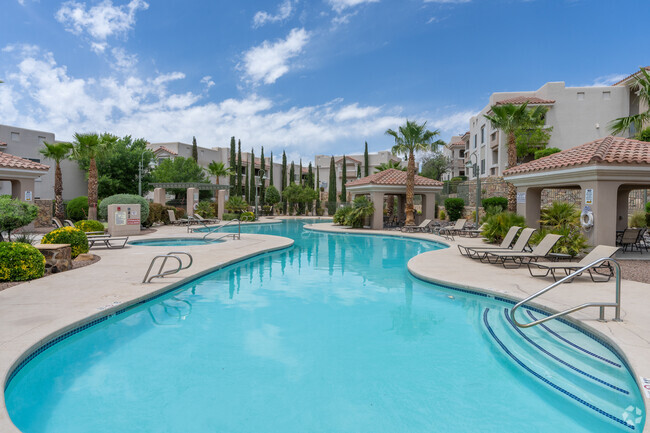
[127,218,140,225]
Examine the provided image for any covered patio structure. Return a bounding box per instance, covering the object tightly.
[150,182,228,219]
[346,168,443,229]
[0,151,49,202]
[503,136,650,246]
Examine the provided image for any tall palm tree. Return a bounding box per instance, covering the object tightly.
[71,132,114,220]
[39,141,72,220]
[207,161,232,200]
[484,103,536,212]
[610,67,650,136]
[375,160,406,172]
[386,120,440,226]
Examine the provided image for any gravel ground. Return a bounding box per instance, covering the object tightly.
[617,260,650,284]
[0,255,101,292]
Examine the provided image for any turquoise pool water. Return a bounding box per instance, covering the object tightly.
[5,220,645,432]
[129,237,224,246]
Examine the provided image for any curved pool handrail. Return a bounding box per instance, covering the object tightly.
[510,258,622,328]
[143,252,193,283]
[202,219,241,240]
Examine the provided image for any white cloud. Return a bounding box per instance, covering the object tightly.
[429,109,476,133]
[253,0,294,28]
[240,28,310,85]
[111,47,137,70]
[584,73,627,87]
[200,76,215,89]
[55,0,149,42]
[328,0,379,13]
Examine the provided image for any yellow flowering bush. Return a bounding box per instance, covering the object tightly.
[0,242,45,282]
[41,227,89,258]
[74,220,105,233]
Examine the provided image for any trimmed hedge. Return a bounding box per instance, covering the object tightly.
[481,197,508,211]
[66,196,89,221]
[145,203,185,226]
[74,220,105,233]
[41,226,89,258]
[444,198,465,221]
[0,242,45,282]
[98,194,149,224]
[222,213,239,221]
[534,147,561,160]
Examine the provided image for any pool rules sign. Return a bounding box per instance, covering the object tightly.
[107,203,141,236]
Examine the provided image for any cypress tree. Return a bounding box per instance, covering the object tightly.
[298,159,303,186]
[249,148,255,202]
[327,156,336,214]
[260,146,266,200]
[229,136,236,196]
[307,162,314,188]
[192,136,198,162]
[289,161,295,185]
[237,139,243,196]
[315,165,321,214]
[269,152,274,186]
[281,151,287,213]
[364,141,369,176]
[357,165,361,179]
[340,155,347,202]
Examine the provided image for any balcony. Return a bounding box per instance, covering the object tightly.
[490,133,499,149]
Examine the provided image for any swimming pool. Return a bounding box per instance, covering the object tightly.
[4,219,645,432]
[129,237,224,246]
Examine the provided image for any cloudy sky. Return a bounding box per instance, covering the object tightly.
[1,0,648,162]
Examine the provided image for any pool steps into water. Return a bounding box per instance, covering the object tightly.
[483,307,644,431]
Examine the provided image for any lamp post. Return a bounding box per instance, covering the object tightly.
[254,169,267,219]
[465,154,481,227]
[138,150,150,196]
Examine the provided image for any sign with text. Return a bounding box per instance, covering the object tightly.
[516,192,526,204]
[585,188,594,205]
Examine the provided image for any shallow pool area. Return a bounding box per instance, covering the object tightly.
[4,219,646,432]
[129,237,224,247]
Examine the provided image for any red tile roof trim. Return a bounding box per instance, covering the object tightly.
[613,66,650,86]
[503,136,650,176]
[153,146,178,155]
[0,152,50,171]
[336,156,361,164]
[495,96,555,105]
[346,168,443,187]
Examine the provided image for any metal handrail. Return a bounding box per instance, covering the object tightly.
[142,252,193,283]
[202,219,240,240]
[510,258,622,328]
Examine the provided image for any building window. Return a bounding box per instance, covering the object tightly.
[480,159,485,174]
[481,126,485,144]
[474,135,477,148]
[577,92,585,101]
[459,170,465,177]
[38,136,46,145]
[27,158,41,163]
[459,149,465,158]
[602,91,611,100]
[11,132,19,142]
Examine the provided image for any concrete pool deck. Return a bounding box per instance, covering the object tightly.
[0,221,293,433]
[306,222,650,430]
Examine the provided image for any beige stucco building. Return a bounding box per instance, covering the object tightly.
[441,132,469,181]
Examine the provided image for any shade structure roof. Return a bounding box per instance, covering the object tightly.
[494,96,556,105]
[0,152,49,171]
[346,169,443,194]
[152,146,178,156]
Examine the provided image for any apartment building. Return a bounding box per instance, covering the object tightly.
[441,132,469,181]
[467,76,641,178]
[0,124,86,200]
[314,151,403,194]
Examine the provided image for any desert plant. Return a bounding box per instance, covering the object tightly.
[481,211,526,244]
[39,141,72,220]
[343,196,375,228]
[41,226,89,258]
[66,196,90,221]
[530,225,589,257]
[222,213,239,221]
[439,209,446,220]
[0,242,45,282]
[74,220,105,233]
[483,205,505,220]
[98,194,149,224]
[195,201,216,218]
[240,211,255,221]
[225,196,248,213]
[629,211,647,228]
[539,202,580,228]
[333,206,353,225]
[444,198,465,221]
[13,232,37,245]
[481,197,508,210]
[0,196,39,242]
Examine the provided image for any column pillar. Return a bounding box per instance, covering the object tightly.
[423,193,436,222]
[516,187,542,229]
[153,188,166,205]
[187,187,199,216]
[370,192,384,230]
[217,189,226,220]
[582,181,619,246]
[616,187,631,230]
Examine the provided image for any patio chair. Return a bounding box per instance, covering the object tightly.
[459,223,487,238]
[482,233,562,269]
[168,210,190,225]
[52,217,64,228]
[528,245,621,282]
[88,235,129,249]
[64,219,75,227]
[401,219,432,233]
[193,214,220,224]
[457,226,521,257]
[619,228,643,253]
[469,228,535,260]
[438,219,467,240]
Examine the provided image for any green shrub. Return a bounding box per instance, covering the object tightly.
[342,196,375,228]
[74,220,105,233]
[629,211,647,228]
[482,212,526,244]
[534,147,561,159]
[0,242,45,282]
[225,196,248,213]
[264,185,281,206]
[481,197,507,211]
[444,198,465,221]
[0,195,38,241]
[98,194,149,224]
[195,200,215,218]
[223,213,239,221]
[645,202,650,213]
[530,225,589,257]
[540,202,579,228]
[646,213,650,227]
[41,226,89,258]
[439,209,446,220]
[66,196,89,221]
[146,204,185,226]
[240,211,255,221]
[450,176,467,182]
[333,206,353,225]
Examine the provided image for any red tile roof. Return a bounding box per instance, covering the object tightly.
[495,96,555,105]
[346,168,443,187]
[613,66,650,86]
[503,136,650,176]
[153,146,178,155]
[0,141,7,147]
[0,152,50,171]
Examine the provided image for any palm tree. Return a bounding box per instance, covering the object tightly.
[71,132,115,220]
[484,103,538,212]
[610,68,650,136]
[39,141,72,220]
[386,120,440,226]
[375,160,406,172]
[207,161,232,200]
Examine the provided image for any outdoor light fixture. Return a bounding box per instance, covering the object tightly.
[465,154,481,227]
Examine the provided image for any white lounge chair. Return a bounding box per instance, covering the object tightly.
[482,233,562,269]
[401,219,432,233]
[527,245,621,282]
[458,226,521,257]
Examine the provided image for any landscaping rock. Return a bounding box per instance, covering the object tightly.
[35,243,72,275]
[74,253,95,262]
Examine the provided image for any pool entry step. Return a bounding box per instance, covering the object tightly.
[483,307,645,431]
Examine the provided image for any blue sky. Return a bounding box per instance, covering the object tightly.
[1,0,648,162]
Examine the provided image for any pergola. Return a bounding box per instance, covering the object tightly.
[0,152,49,202]
[150,182,228,218]
[346,169,443,229]
[503,136,650,246]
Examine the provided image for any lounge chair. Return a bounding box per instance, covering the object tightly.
[88,235,129,249]
[64,219,74,227]
[438,219,467,240]
[619,228,644,253]
[528,245,621,282]
[469,228,536,261]
[401,219,432,233]
[482,233,562,269]
[458,226,521,257]
[193,214,220,224]
[52,217,64,228]
[460,223,487,238]
[168,210,190,225]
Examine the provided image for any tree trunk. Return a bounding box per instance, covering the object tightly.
[88,157,98,220]
[54,162,64,220]
[405,151,416,226]
[506,132,517,212]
